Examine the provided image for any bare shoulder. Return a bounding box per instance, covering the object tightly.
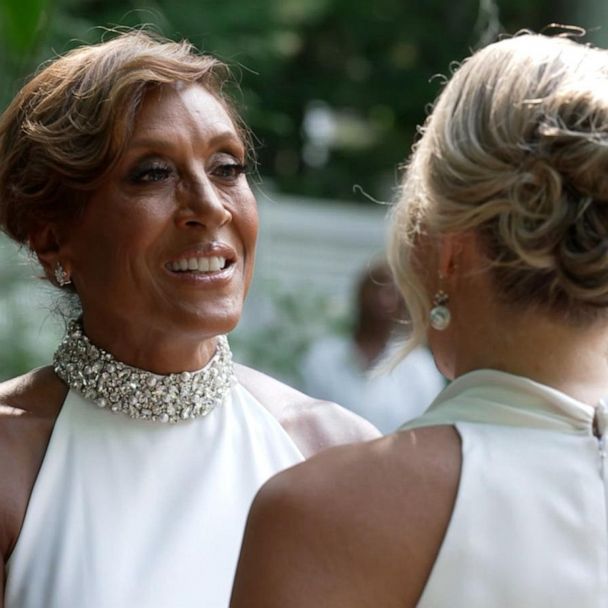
[0,365,66,416]
[0,366,67,568]
[231,426,461,608]
[234,363,380,457]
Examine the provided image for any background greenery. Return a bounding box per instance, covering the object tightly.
[0,0,593,200]
[0,0,604,380]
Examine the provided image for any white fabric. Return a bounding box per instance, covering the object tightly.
[5,382,304,608]
[403,370,608,607]
[301,335,445,434]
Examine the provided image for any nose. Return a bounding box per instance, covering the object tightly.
[175,174,232,230]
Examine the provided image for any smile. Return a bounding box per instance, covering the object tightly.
[167,256,230,274]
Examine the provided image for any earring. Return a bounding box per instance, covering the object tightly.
[54,262,72,287]
[429,289,450,330]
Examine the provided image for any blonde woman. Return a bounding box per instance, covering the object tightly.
[231,32,608,607]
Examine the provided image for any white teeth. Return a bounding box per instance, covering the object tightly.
[169,256,227,273]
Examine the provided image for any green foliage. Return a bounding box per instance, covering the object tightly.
[0,0,53,105]
[230,280,350,385]
[0,239,62,380]
[22,0,573,202]
[0,0,49,51]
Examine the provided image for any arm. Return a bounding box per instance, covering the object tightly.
[0,415,22,608]
[230,459,396,608]
[0,368,65,606]
[230,427,461,608]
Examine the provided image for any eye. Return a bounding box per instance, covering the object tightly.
[129,159,174,184]
[211,155,248,181]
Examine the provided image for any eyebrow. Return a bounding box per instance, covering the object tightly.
[128,130,245,153]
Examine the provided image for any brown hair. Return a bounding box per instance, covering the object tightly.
[389,33,608,354]
[0,30,247,245]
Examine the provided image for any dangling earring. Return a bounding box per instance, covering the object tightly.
[54,261,72,287]
[429,289,450,330]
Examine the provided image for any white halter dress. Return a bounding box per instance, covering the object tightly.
[403,370,608,607]
[5,382,304,608]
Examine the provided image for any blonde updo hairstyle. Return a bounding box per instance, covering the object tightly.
[389,33,608,354]
[0,31,247,257]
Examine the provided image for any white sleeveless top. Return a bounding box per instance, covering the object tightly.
[403,370,608,607]
[5,382,304,608]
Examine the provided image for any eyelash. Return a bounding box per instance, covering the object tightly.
[129,161,173,184]
[212,162,248,180]
[129,160,248,184]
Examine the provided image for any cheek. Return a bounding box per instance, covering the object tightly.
[68,207,163,282]
[244,210,258,243]
[235,191,258,255]
[236,196,258,294]
[243,214,258,284]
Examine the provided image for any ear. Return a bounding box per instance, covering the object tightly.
[28,224,67,281]
[437,231,487,289]
[436,232,465,279]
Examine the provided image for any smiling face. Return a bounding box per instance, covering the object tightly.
[58,83,258,372]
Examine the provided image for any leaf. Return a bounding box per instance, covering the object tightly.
[0,0,50,53]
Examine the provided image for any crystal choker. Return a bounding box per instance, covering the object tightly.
[53,320,235,423]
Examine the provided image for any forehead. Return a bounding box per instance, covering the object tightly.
[131,83,240,144]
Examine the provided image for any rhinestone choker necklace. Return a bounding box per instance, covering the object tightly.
[53,320,235,423]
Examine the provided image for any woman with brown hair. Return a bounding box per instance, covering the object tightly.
[231,32,608,607]
[0,32,378,608]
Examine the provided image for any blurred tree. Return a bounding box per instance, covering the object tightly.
[243,0,570,200]
[0,238,63,381]
[572,0,608,48]
[0,0,53,105]
[0,0,48,51]
[0,0,60,379]
[8,0,574,202]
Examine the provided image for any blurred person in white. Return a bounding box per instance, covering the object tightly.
[231,31,608,607]
[301,260,445,433]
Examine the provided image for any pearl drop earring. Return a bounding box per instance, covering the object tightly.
[429,289,450,330]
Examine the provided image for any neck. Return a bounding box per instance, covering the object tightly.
[454,309,608,406]
[434,232,608,406]
[54,320,235,423]
[81,315,220,374]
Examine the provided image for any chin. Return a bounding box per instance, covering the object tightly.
[180,306,242,338]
